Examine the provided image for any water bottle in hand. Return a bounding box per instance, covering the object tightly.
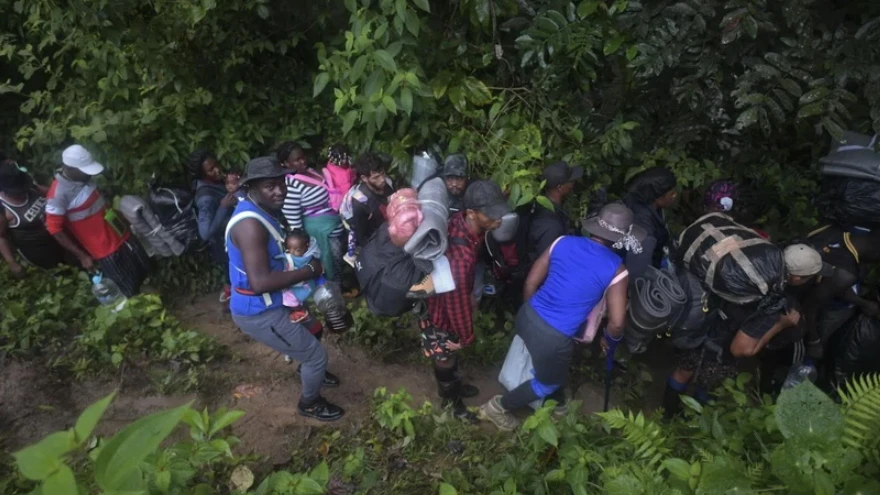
[782,364,817,389]
[91,273,128,312]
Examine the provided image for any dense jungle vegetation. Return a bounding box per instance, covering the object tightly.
[2,0,880,493]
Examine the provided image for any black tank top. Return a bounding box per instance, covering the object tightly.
[1,192,64,268]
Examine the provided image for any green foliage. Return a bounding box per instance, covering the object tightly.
[6,0,879,240]
[838,374,880,460]
[344,301,419,360]
[9,393,328,495]
[0,265,224,391]
[8,376,880,494]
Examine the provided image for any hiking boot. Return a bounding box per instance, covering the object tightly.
[443,399,478,423]
[407,275,435,299]
[298,396,345,422]
[460,383,480,399]
[296,364,341,387]
[479,395,520,432]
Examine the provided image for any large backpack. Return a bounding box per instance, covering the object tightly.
[356,225,432,317]
[677,213,785,305]
[148,183,200,252]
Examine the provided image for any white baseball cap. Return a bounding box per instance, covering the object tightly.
[784,244,833,277]
[62,144,104,176]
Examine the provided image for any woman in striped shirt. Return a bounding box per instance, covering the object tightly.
[277,142,344,281]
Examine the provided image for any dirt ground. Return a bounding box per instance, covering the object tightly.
[0,294,637,463]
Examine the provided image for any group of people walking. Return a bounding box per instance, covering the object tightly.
[1,142,876,429]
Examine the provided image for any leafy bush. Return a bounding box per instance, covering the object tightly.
[6,375,880,494]
[0,265,224,391]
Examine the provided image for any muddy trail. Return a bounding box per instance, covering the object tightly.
[0,294,664,463]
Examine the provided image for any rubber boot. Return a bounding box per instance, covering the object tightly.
[437,379,477,423]
[662,377,688,420]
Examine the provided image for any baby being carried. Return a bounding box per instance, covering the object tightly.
[276,230,322,323]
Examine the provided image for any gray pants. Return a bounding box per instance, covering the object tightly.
[232,308,328,402]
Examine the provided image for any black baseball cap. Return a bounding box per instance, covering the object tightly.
[240,156,287,186]
[442,154,468,178]
[542,161,584,188]
[0,162,31,192]
[463,180,512,221]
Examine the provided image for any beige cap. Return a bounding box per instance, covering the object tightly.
[784,244,829,277]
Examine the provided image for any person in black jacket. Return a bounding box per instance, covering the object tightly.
[622,167,678,278]
[524,161,583,266]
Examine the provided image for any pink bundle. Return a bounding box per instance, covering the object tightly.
[387,188,423,247]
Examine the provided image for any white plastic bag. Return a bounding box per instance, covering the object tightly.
[498,335,542,410]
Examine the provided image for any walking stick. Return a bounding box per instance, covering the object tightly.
[603,349,614,412]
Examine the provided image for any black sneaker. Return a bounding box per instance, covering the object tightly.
[447,401,478,423]
[460,383,480,398]
[296,364,341,387]
[298,396,345,422]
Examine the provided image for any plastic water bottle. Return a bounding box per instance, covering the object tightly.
[313,280,351,333]
[782,364,817,389]
[91,273,128,312]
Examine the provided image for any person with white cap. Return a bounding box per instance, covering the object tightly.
[45,145,150,296]
[784,242,878,361]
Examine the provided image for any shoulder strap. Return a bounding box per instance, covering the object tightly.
[225,211,286,251]
[322,167,336,189]
[292,172,327,189]
[547,236,565,256]
[609,269,628,287]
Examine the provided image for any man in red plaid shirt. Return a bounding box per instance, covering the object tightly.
[424,180,511,420]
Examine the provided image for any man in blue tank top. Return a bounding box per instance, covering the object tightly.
[226,156,344,422]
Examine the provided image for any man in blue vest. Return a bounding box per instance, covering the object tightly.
[226,156,344,422]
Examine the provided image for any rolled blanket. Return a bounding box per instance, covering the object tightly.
[387,188,424,247]
[118,195,186,257]
[404,177,449,261]
[625,266,687,354]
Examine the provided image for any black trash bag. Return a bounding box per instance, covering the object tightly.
[356,224,432,317]
[816,177,880,227]
[148,184,200,252]
[625,266,687,354]
[669,267,709,350]
[677,213,785,305]
[831,314,880,384]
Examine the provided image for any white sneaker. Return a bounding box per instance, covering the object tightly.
[479,395,520,432]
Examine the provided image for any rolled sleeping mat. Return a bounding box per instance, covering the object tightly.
[404,177,450,261]
[491,212,520,243]
[819,149,880,182]
[625,266,687,354]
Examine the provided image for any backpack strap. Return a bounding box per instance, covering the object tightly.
[547,236,565,256]
[225,210,287,307]
[291,172,328,189]
[322,167,336,190]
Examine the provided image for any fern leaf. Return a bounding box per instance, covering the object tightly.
[838,373,880,451]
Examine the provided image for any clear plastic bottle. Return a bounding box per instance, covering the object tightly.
[782,363,818,389]
[313,279,351,333]
[91,273,128,312]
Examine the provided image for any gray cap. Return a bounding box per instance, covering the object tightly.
[240,156,287,186]
[581,202,647,243]
[784,244,834,277]
[463,180,511,221]
[542,161,583,188]
[442,154,468,178]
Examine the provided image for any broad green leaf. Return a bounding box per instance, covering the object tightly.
[662,458,691,480]
[395,0,407,21]
[373,50,397,73]
[412,0,430,13]
[14,431,76,481]
[431,71,454,99]
[735,107,759,129]
[309,462,329,486]
[208,410,245,437]
[680,395,703,413]
[382,95,398,114]
[536,195,555,212]
[155,470,172,493]
[313,73,330,97]
[95,403,190,491]
[344,0,358,13]
[537,421,558,446]
[776,382,843,443]
[350,55,368,82]
[75,392,116,444]
[462,77,491,106]
[364,69,385,96]
[438,483,458,495]
[821,117,845,141]
[577,0,599,18]
[544,469,565,482]
[256,5,269,19]
[603,35,626,56]
[342,110,359,135]
[799,87,830,105]
[400,87,413,115]
[796,102,824,120]
[293,477,324,494]
[405,10,420,37]
[625,45,638,61]
[43,465,77,495]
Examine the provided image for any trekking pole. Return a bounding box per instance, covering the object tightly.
[603,348,614,412]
